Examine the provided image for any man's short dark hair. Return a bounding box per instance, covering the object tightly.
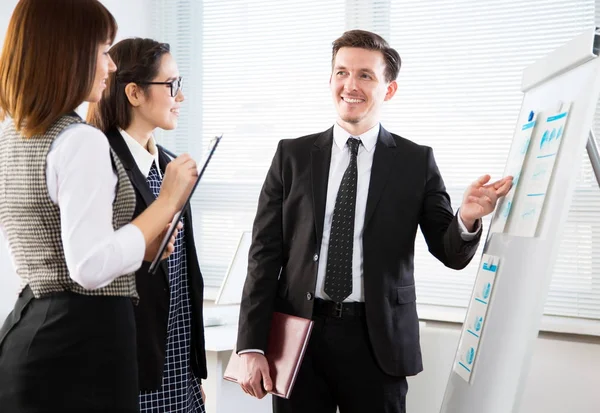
[332,30,401,82]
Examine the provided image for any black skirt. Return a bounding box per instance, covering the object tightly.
[0,286,139,413]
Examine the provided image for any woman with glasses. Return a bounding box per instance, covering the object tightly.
[0,2,198,412]
[88,38,207,413]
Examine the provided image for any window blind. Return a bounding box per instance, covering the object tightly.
[151,0,600,321]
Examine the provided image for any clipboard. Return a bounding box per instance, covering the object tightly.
[149,134,222,274]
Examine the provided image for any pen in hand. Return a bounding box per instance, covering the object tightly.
[160,146,177,159]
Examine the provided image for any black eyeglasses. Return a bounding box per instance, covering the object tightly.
[137,76,183,97]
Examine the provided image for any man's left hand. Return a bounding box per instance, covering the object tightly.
[460,174,513,230]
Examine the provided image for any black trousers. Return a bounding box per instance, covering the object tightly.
[273,309,408,413]
[0,286,139,413]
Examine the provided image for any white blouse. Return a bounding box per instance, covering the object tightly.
[0,123,145,290]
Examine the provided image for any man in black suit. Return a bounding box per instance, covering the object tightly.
[236,29,512,413]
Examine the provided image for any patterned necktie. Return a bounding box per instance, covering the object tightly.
[146,162,162,199]
[324,137,360,302]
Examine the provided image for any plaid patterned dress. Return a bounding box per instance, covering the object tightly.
[139,163,205,413]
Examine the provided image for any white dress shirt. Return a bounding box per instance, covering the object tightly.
[0,123,145,290]
[315,122,479,302]
[314,122,379,302]
[119,128,162,179]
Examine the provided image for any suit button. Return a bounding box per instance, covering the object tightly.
[313,254,319,262]
[306,292,313,301]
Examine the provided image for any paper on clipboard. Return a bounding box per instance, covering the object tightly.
[149,135,222,273]
[453,254,500,383]
[490,114,538,234]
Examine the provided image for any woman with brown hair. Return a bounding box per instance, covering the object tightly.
[0,1,198,411]
[88,37,207,413]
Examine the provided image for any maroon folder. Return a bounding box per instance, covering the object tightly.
[224,312,314,399]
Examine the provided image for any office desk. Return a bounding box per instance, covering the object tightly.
[203,305,272,413]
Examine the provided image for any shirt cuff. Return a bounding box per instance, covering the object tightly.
[238,349,265,355]
[457,209,481,241]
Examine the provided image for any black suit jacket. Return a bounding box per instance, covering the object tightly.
[237,126,481,377]
[106,128,207,390]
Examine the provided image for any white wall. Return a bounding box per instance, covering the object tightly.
[102,0,153,42]
[410,321,600,413]
[0,0,153,318]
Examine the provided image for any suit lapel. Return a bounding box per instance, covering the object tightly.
[364,126,397,228]
[311,127,333,247]
[154,146,174,283]
[157,144,171,174]
[105,128,156,208]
